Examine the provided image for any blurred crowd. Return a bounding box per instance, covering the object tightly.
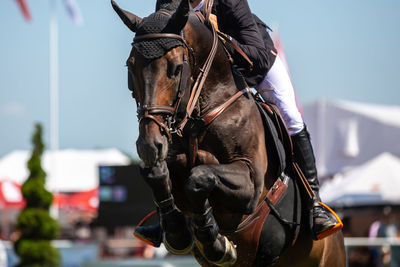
[343,206,400,267]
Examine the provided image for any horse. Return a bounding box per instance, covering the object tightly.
[112,0,346,266]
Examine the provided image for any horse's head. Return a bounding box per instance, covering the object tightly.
[112,0,195,167]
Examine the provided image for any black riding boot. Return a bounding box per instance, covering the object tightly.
[291,125,338,240]
[134,212,162,247]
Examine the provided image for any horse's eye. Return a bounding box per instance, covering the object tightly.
[174,64,183,77]
[169,63,183,78]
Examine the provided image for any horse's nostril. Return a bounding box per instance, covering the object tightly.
[136,134,167,166]
[155,141,164,153]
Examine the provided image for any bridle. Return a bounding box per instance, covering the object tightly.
[132,9,251,159]
[134,30,194,141]
[132,10,219,142]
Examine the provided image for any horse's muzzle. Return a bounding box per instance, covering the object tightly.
[136,126,169,167]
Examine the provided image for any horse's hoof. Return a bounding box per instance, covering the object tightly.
[163,232,194,255]
[209,236,237,267]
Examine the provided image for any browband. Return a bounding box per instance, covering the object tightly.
[133,33,186,43]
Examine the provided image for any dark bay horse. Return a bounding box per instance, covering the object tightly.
[112,0,346,266]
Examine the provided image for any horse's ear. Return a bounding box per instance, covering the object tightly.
[111,0,142,32]
[170,0,190,32]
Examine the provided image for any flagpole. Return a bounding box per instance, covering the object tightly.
[49,0,59,219]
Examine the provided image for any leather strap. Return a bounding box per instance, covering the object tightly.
[292,162,315,200]
[134,33,186,43]
[195,10,254,70]
[203,0,214,22]
[203,87,250,125]
[139,114,172,141]
[138,105,175,115]
[195,10,205,24]
[217,31,253,69]
[172,54,190,117]
[176,11,219,133]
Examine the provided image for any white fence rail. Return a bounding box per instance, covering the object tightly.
[346,237,400,247]
[3,238,400,266]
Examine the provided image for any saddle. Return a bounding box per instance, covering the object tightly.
[206,88,300,265]
[257,100,292,178]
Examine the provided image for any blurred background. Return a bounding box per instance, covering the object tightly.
[1,0,400,266]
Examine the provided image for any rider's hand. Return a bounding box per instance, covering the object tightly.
[209,14,219,31]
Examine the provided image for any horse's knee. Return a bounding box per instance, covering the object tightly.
[184,166,217,201]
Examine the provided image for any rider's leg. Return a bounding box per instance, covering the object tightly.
[291,126,339,236]
[256,55,338,239]
[255,55,304,136]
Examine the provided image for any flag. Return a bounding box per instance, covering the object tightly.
[63,0,84,26]
[15,0,32,22]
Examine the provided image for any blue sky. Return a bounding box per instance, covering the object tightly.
[1,0,399,159]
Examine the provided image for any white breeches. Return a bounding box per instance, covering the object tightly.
[255,55,304,135]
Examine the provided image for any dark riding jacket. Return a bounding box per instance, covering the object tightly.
[212,0,277,87]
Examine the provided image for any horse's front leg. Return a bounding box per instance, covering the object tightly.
[185,160,260,266]
[140,161,193,254]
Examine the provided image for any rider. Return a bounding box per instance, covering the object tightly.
[134,0,340,244]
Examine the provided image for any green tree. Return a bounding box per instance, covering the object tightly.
[14,123,61,267]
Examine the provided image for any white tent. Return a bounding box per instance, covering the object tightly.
[303,99,400,178]
[0,148,131,192]
[320,152,400,207]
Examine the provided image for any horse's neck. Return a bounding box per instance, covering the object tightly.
[188,20,238,115]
